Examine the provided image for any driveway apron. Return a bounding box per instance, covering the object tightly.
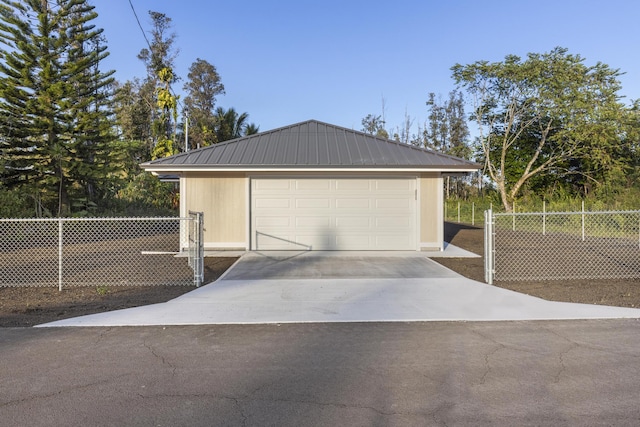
[39,249,640,327]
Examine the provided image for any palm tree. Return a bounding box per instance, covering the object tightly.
[214,107,250,142]
[244,123,260,136]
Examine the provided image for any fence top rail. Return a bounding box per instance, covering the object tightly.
[493,209,640,217]
[0,216,193,223]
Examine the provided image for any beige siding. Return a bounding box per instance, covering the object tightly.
[183,172,247,249]
[419,173,443,251]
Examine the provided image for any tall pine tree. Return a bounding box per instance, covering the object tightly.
[0,0,115,216]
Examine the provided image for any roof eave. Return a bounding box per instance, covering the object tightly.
[142,165,481,174]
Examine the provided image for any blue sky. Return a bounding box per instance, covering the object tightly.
[93,0,640,135]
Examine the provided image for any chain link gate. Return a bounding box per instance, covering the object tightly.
[0,216,205,289]
[485,209,640,284]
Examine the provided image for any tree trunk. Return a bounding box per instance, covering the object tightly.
[497,179,513,212]
[57,166,71,217]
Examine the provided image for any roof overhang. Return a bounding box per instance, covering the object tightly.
[142,166,480,176]
[156,174,181,182]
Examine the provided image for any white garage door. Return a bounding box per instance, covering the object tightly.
[251,178,417,250]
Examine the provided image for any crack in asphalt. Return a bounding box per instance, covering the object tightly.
[468,327,528,385]
[0,375,128,408]
[543,323,640,359]
[134,392,407,418]
[143,340,177,376]
[539,326,581,383]
[429,401,455,427]
[232,397,249,427]
[248,395,407,417]
[479,344,503,385]
[553,344,578,384]
[92,327,113,346]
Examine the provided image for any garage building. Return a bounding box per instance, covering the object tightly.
[141,120,479,251]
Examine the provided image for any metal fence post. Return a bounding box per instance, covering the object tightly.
[58,218,63,292]
[188,211,204,287]
[543,200,546,236]
[196,211,204,286]
[484,209,494,285]
[472,202,475,226]
[582,200,586,242]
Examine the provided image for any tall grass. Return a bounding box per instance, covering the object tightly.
[445,188,640,225]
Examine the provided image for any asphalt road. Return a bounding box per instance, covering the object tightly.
[2,320,640,426]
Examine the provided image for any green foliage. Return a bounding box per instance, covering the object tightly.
[452,47,630,212]
[113,79,154,150]
[151,137,177,160]
[96,286,110,296]
[115,172,177,214]
[0,6,262,219]
[361,114,389,138]
[183,58,225,148]
[0,0,116,217]
[150,66,179,158]
[135,12,180,158]
[445,188,640,225]
[137,11,177,78]
[244,123,260,136]
[0,186,34,218]
[422,90,470,159]
[214,107,256,142]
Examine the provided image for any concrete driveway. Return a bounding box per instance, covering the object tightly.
[221,251,462,280]
[39,248,640,327]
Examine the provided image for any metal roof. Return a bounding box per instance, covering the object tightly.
[141,120,480,172]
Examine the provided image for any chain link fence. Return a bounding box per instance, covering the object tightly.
[445,199,493,226]
[0,215,204,289]
[485,210,640,284]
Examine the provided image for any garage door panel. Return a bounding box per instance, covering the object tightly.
[256,232,316,250]
[255,216,291,227]
[255,179,291,190]
[376,216,411,228]
[296,216,331,228]
[252,178,416,250]
[295,235,331,249]
[256,232,293,248]
[335,198,370,209]
[376,198,412,209]
[296,180,331,190]
[255,198,290,208]
[336,235,371,247]
[335,217,372,229]
[376,179,413,190]
[335,179,371,190]
[376,235,412,249]
[295,198,331,209]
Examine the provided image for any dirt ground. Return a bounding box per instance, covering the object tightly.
[1,222,639,327]
[0,257,238,327]
[435,222,640,309]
